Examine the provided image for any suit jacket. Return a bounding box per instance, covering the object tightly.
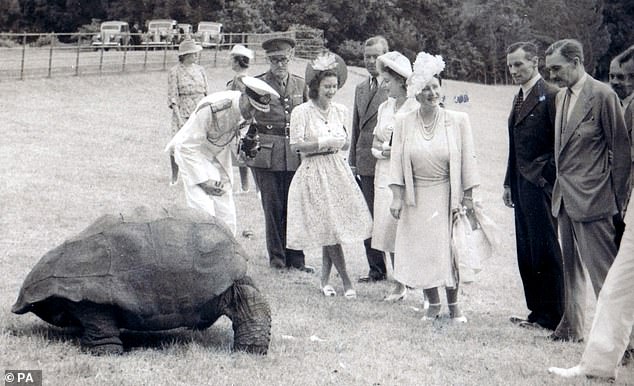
[350,77,388,176]
[504,78,558,194]
[248,71,308,171]
[552,75,631,221]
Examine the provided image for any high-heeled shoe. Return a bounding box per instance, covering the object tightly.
[383,286,407,302]
[421,303,442,321]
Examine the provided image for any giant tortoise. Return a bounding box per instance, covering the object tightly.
[12,206,271,355]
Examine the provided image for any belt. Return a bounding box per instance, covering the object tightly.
[255,124,289,136]
[303,150,338,158]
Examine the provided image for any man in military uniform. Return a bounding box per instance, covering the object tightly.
[165,77,279,236]
[247,37,314,273]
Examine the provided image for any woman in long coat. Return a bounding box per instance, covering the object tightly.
[389,52,480,322]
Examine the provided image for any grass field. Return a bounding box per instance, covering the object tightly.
[1,61,632,385]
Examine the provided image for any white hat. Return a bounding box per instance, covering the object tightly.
[230,44,254,60]
[241,76,280,112]
[178,39,202,56]
[407,51,445,97]
[305,52,348,89]
[377,51,412,80]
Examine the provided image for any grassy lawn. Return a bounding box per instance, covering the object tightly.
[1,61,631,385]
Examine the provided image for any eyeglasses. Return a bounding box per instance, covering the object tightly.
[268,56,290,65]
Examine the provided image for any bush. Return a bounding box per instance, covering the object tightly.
[31,33,60,47]
[0,36,18,48]
[336,39,364,67]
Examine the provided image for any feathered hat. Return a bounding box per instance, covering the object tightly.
[407,51,445,97]
[305,52,348,89]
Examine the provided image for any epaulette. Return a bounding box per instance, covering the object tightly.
[196,98,232,114]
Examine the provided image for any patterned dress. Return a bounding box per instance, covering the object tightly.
[371,97,419,252]
[286,101,373,250]
[167,63,209,133]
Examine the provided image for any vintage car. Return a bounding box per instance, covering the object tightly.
[177,23,193,43]
[91,21,130,49]
[195,22,224,48]
[142,19,179,47]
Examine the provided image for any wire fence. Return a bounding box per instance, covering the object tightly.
[0,30,325,81]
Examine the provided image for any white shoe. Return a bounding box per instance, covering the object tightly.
[547,365,582,378]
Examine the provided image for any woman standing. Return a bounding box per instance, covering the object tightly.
[287,53,373,298]
[389,52,479,322]
[226,44,254,91]
[167,39,209,134]
[371,52,419,301]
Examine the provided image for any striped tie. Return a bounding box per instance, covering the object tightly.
[514,89,524,116]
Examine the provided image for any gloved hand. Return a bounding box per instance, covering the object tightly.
[318,136,346,151]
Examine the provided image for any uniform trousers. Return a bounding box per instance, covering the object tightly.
[554,203,617,340]
[252,169,305,268]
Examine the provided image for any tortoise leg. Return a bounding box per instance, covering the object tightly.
[66,301,123,355]
[221,276,271,355]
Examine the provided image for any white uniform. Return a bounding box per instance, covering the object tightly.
[165,91,245,235]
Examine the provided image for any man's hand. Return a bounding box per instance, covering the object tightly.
[390,197,403,220]
[503,186,514,208]
[199,179,226,196]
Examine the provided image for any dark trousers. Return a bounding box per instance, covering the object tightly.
[358,174,386,279]
[252,169,305,268]
[511,174,564,329]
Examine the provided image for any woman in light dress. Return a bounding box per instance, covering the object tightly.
[370,51,419,301]
[287,53,373,299]
[226,44,254,91]
[389,52,479,322]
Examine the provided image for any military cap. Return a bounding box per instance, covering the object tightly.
[262,37,296,56]
[242,76,280,112]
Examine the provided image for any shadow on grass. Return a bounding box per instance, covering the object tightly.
[5,317,234,354]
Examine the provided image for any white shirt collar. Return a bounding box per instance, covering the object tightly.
[569,72,587,96]
[520,74,541,96]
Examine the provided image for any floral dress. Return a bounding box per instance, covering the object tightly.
[286,101,373,250]
[167,63,209,133]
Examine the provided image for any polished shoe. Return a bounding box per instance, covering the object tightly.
[519,321,548,331]
[292,265,315,274]
[357,274,386,283]
[509,315,529,325]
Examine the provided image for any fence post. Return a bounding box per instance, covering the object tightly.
[75,34,81,76]
[214,40,219,67]
[47,33,54,78]
[122,44,127,72]
[162,44,167,70]
[20,33,27,80]
[143,43,148,70]
[99,47,104,73]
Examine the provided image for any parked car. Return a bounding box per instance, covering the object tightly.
[92,21,130,50]
[142,19,179,47]
[195,22,224,48]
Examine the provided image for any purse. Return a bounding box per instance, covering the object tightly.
[451,202,500,283]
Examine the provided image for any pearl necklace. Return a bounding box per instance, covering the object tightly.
[314,101,331,124]
[418,108,440,140]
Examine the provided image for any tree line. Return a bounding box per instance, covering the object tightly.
[1,0,631,83]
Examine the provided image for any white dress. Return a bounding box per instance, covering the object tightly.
[286,101,373,250]
[371,97,419,252]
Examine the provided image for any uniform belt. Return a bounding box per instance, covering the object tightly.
[303,150,338,158]
[254,124,288,136]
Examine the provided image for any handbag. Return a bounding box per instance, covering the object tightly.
[451,202,500,283]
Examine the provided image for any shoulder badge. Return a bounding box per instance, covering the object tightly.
[196,98,232,114]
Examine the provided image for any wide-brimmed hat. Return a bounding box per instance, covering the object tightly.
[305,52,348,89]
[262,37,296,56]
[377,51,412,80]
[178,39,202,56]
[230,44,254,60]
[242,76,280,112]
[407,51,445,97]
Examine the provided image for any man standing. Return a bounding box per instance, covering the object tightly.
[351,36,390,282]
[165,77,279,235]
[247,37,313,273]
[545,39,631,342]
[609,54,629,102]
[503,42,563,331]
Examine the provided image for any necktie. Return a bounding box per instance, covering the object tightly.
[370,77,377,92]
[514,89,524,116]
[561,88,572,133]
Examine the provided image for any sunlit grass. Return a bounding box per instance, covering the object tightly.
[1,63,631,385]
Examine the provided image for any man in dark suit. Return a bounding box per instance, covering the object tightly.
[545,39,631,342]
[503,42,564,331]
[350,36,390,282]
[247,37,313,273]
